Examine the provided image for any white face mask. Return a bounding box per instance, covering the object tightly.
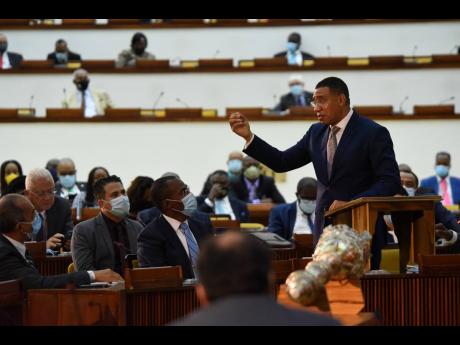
[108,195,130,218]
[298,199,316,215]
[403,186,416,197]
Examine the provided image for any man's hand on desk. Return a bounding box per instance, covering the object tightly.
[435,223,453,241]
[329,200,347,211]
[94,269,124,283]
[46,233,64,250]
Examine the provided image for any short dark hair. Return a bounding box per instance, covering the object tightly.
[150,176,178,211]
[398,163,412,173]
[316,76,350,105]
[131,32,148,47]
[288,32,301,44]
[0,194,27,234]
[296,177,317,193]
[56,39,66,45]
[93,175,122,200]
[210,170,228,182]
[198,232,272,302]
[436,151,451,161]
[127,176,155,214]
[410,171,419,187]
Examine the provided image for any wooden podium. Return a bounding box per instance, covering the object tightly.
[325,196,441,272]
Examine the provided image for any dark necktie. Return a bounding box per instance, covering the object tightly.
[179,223,199,278]
[24,250,36,269]
[81,91,86,112]
[327,126,340,178]
[307,214,314,231]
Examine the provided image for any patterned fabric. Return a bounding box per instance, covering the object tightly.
[327,126,340,178]
[179,222,199,277]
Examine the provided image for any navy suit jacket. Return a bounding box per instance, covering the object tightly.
[268,202,298,240]
[420,175,460,205]
[137,215,214,279]
[196,196,250,222]
[3,52,23,68]
[36,196,74,241]
[244,111,401,243]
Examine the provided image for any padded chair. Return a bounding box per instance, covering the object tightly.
[67,262,75,273]
[125,254,139,269]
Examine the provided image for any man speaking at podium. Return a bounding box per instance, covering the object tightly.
[229,76,401,248]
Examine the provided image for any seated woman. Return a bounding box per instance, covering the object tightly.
[127,176,154,220]
[1,160,23,196]
[72,167,109,210]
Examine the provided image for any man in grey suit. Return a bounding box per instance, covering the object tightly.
[71,175,143,275]
[171,231,340,326]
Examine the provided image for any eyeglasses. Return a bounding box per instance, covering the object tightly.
[31,190,55,198]
[310,96,329,108]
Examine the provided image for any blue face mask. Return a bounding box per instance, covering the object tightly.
[181,193,197,218]
[287,42,298,53]
[290,84,303,96]
[228,159,243,174]
[109,195,130,218]
[435,165,449,178]
[59,174,76,189]
[298,199,316,215]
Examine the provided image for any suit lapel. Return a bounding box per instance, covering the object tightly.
[159,216,191,264]
[330,112,359,179]
[95,214,115,262]
[287,202,297,238]
[125,220,139,253]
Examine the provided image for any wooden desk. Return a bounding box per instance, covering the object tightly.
[34,255,73,276]
[247,203,274,225]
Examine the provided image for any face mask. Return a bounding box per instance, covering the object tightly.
[109,195,130,218]
[299,199,316,215]
[75,79,89,91]
[55,52,68,63]
[435,165,449,178]
[290,84,303,96]
[403,186,416,197]
[244,166,261,180]
[5,173,19,185]
[287,42,298,53]
[228,159,243,173]
[179,193,197,218]
[133,47,145,56]
[59,174,76,189]
[0,42,7,54]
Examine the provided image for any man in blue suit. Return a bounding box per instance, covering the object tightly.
[268,177,317,240]
[420,151,460,206]
[229,76,401,245]
[137,176,214,279]
[197,170,249,222]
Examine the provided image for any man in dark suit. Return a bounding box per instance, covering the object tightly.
[71,175,143,275]
[47,39,81,65]
[420,151,460,206]
[137,176,214,279]
[0,194,122,290]
[24,168,73,252]
[231,156,286,204]
[268,177,317,240]
[0,33,23,69]
[274,74,313,112]
[172,231,340,326]
[197,170,249,221]
[274,32,314,66]
[229,76,401,245]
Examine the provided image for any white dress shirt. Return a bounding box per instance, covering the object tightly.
[1,52,12,69]
[330,108,354,145]
[292,202,315,236]
[163,214,198,258]
[204,196,236,220]
[76,89,98,118]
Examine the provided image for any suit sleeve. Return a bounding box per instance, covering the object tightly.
[71,224,96,271]
[244,132,312,173]
[137,229,168,268]
[267,207,287,239]
[436,202,460,233]
[354,126,401,198]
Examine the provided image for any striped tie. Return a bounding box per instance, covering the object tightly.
[179,222,199,277]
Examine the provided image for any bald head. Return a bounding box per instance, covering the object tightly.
[0,194,35,235]
[72,68,88,79]
[228,151,243,162]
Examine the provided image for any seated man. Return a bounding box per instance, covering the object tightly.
[230,156,286,204]
[0,194,122,290]
[197,170,249,221]
[0,33,23,69]
[274,75,313,112]
[71,175,143,275]
[115,32,155,68]
[62,68,114,118]
[55,158,86,205]
[23,168,73,252]
[172,231,340,326]
[268,177,317,240]
[137,176,214,279]
[47,39,81,65]
[274,32,314,66]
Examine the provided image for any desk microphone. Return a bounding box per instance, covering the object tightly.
[153,91,165,109]
[412,45,418,58]
[29,95,34,109]
[399,96,409,113]
[449,45,459,54]
[63,88,68,108]
[326,45,331,57]
[176,97,190,108]
[273,94,278,103]
[213,49,220,59]
[439,96,455,104]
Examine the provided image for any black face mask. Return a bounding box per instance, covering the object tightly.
[0,43,7,54]
[133,47,145,56]
[75,79,89,91]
